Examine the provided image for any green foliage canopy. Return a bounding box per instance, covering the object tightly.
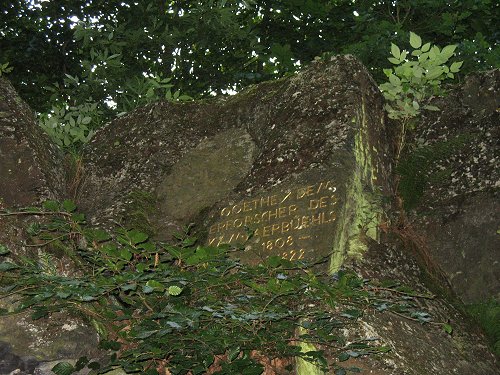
[1,0,498,115]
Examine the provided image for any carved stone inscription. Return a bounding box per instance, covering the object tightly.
[208,180,338,262]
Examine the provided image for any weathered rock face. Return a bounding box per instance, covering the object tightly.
[403,69,499,303]
[79,55,394,271]
[341,236,497,375]
[0,78,100,374]
[0,60,498,374]
[0,78,65,207]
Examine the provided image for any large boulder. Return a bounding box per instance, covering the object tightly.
[79,55,394,271]
[0,78,65,206]
[401,69,499,303]
[0,78,100,374]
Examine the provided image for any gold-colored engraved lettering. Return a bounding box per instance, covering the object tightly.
[207,181,338,261]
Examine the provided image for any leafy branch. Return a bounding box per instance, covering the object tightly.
[379,32,463,159]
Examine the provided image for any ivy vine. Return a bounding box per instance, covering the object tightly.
[0,201,445,375]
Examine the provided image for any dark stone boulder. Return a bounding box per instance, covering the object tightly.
[0,78,65,207]
[404,69,499,303]
[341,235,497,375]
[79,55,394,270]
[0,78,100,374]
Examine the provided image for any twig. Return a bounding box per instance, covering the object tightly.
[261,291,295,313]
[25,232,79,247]
[0,210,72,218]
[138,293,155,313]
[368,286,434,299]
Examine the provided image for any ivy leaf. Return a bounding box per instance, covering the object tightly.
[450,61,463,73]
[74,356,89,371]
[85,228,111,242]
[443,323,453,335]
[52,362,75,375]
[128,229,148,245]
[389,74,401,85]
[441,44,457,60]
[135,330,157,339]
[338,352,350,362]
[423,105,440,111]
[0,262,18,271]
[340,309,362,319]
[266,256,282,268]
[166,321,182,329]
[62,200,77,213]
[146,280,164,292]
[182,236,197,247]
[388,57,400,65]
[346,350,360,358]
[121,283,137,292]
[186,247,210,265]
[142,285,154,294]
[71,213,86,223]
[56,291,72,299]
[98,340,121,350]
[421,42,431,52]
[0,244,10,256]
[80,295,97,301]
[426,66,443,80]
[411,311,431,323]
[43,200,59,211]
[81,116,92,125]
[119,248,132,261]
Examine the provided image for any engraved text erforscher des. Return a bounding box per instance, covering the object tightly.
[208,180,338,261]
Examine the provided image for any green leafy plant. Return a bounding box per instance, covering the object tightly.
[379,32,463,159]
[36,21,192,152]
[119,74,192,113]
[380,32,463,121]
[0,62,13,76]
[38,101,102,150]
[0,202,445,374]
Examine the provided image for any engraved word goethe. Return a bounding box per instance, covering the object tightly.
[208,180,338,262]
